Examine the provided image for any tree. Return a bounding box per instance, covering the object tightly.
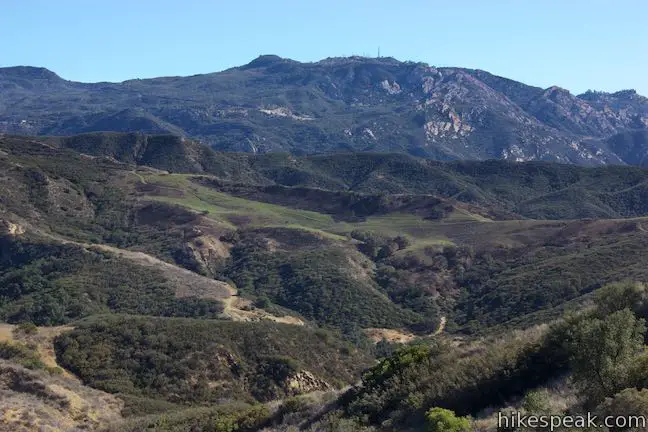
[594,281,648,318]
[566,309,646,405]
[377,243,398,260]
[393,236,411,250]
[362,344,432,390]
[522,389,553,415]
[425,407,470,432]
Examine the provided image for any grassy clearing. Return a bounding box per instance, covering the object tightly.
[446,206,493,222]
[148,188,454,246]
[350,213,445,232]
[145,174,338,230]
[142,178,590,253]
[140,173,549,249]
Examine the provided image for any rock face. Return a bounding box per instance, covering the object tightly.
[283,370,333,395]
[186,232,230,277]
[0,57,646,165]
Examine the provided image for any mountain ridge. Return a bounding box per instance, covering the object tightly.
[1,55,647,165]
[6,131,648,221]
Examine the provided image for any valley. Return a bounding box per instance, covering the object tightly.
[3,132,648,430]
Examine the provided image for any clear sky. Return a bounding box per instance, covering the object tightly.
[2,0,647,95]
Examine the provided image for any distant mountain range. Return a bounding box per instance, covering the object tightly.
[1,55,647,165]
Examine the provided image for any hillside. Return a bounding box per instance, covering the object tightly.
[55,316,372,406]
[6,133,648,335]
[1,56,647,165]
[6,133,648,430]
[30,132,648,220]
[0,323,124,431]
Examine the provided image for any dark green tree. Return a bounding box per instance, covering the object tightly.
[594,281,648,318]
[566,309,646,404]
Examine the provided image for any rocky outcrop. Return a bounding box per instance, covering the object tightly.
[283,370,333,395]
[1,56,646,165]
[186,231,230,277]
[380,79,402,95]
[259,107,314,121]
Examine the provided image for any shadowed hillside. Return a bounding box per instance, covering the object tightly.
[17,132,648,220]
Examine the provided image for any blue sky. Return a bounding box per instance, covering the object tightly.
[2,0,647,94]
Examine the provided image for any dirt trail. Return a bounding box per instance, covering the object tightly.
[86,243,304,324]
[32,227,304,325]
[364,328,416,344]
[131,170,148,184]
[365,315,447,344]
[5,217,304,325]
[87,243,233,301]
[224,293,305,325]
[35,326,74,371]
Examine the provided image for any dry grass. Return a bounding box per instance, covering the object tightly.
[1,323,123,431]
[0,361,123,432]
[138,173,648,256]
[0,325,13,343]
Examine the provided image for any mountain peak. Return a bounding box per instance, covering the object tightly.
[544,85,571,95]
[242,55,289,69]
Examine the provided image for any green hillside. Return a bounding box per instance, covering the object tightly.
[5,133,648,431]
[32,132,648,220]
[55,316,372,410]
